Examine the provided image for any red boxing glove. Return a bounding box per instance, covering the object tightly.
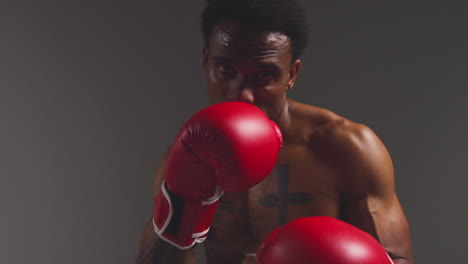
[153,102,283,249]
[257,216,394,264]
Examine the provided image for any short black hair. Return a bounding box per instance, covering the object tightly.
[201,0,309,62]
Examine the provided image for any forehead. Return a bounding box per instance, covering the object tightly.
[207,20,292,62]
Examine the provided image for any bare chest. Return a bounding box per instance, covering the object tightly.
[204,144,343,263]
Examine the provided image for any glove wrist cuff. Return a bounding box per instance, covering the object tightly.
[153,181,223,249]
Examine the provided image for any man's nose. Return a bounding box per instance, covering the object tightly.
[225,85,254,104]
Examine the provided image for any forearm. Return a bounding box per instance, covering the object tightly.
[136,236,196,264]
[136,220,196,264]
[392,259,413,264]
[393,259,411,264]
[388,253,414,264]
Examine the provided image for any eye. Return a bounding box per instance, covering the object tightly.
[217,63,236,76]
[255,70,276,82]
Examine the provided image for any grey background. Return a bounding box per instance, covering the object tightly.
[1,1,467,264]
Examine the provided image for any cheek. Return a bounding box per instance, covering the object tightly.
[205,68,221,88]
[206,75,227,100]
[207,67,228,88]
[253,84,285,104]
[205,66,217,83]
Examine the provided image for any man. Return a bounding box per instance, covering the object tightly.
[136,0,414,263]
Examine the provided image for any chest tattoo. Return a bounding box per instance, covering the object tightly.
[258,165,312,225]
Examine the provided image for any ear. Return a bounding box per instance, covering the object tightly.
[286,59,301,91]
[202,45,209,69]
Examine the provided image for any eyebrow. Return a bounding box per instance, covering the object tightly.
[212,56,232,63]
[254,62,282,73]
[212,56,282,72]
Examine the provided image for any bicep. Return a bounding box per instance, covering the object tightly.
[338,125,413,262]
[342,192,413,262]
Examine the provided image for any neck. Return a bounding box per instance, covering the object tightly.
[271,98,292,134]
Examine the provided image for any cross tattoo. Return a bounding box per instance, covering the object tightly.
[258,165,312,226]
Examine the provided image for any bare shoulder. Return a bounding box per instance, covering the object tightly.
[289,99,376,148]
[311,113,384,162]
[290,100,393,193]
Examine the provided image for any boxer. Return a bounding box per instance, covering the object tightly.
[136,0,414,263]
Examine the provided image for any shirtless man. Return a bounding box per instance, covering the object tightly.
[136,0,414,263]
